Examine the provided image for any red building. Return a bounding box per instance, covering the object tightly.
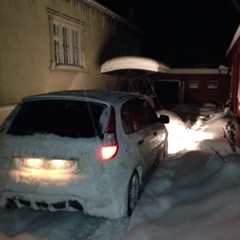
[153,67,230,110]
[226,25,240,123]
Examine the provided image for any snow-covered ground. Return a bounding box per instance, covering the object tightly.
[0,104,240,240]
[124,152,240,240]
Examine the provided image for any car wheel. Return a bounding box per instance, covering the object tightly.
[127,171,140,216]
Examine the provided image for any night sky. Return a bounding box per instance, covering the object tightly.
[96,0,240,68]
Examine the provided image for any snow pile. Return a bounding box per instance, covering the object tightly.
[100,56,170,73]
[124,152,240,240]
[157,104,240,155]
[123,104,240,240]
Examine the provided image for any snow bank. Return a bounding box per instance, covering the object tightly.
[124,104,240,240]
[100,56,170,73]
[157,104,240,155]
[124,152,240,240]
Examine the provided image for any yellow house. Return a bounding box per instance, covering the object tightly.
[0,0,142,124]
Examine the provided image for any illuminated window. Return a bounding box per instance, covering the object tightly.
[48,10,86,71]
[208,81,218,89]
[189,81,199,89]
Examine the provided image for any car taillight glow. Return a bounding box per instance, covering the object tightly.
[100,107,118,161]
[101,145,118,160]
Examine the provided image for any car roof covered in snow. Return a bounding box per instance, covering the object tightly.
[21,90,138,105]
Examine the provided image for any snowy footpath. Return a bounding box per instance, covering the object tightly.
[124,151,240,240]
[0,104,240,240]
[0,207,129,240]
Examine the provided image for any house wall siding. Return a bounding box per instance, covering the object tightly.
[0,0,141,124]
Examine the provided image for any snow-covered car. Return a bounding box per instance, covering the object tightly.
[0,90,169,218]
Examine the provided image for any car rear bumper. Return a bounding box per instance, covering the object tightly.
[0,168,129,218]
[4,192,84,211]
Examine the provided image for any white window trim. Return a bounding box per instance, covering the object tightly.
[189,81,199,89]
[207,81,218,89]
[48,9,87,72]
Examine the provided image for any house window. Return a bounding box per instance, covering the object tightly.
[189,81,199,89]
[48,10,86,71]
[208,81,218,89]
[52,20,80,67]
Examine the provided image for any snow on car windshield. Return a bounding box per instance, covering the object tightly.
[7,100,107,138]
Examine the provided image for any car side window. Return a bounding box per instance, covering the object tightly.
[121,104,132,134]
[121,99,148,134]
[139,98,158,124]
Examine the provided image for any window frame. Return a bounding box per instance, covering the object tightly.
[121,98,150,134]
[139,98,158,124]
[207,81,218,89]
[48,9,87,71]
[189,81,199,89]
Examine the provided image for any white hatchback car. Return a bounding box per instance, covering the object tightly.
[0,90,169,218]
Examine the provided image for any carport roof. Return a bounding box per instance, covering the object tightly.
[100,56,170,74]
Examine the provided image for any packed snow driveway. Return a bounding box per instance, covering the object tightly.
[0,207,129,240]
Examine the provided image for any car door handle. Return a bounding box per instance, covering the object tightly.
[138,139,144,145]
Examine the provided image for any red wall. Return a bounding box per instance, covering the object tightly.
[184,74,230,106]
[157,73,230,107]
[228,38,240,123]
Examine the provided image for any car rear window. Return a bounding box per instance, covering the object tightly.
[7,100,107,138]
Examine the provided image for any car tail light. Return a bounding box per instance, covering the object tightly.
[101,107,118,161]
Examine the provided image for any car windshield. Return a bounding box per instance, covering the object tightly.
[7,100,107,138]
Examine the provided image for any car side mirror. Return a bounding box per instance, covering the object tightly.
[158,115,169,124]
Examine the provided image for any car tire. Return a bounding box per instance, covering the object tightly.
[127,171,140,216]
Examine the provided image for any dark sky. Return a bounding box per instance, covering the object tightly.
[96,0,240,68]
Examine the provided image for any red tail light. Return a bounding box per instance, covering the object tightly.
[101,107,118,161]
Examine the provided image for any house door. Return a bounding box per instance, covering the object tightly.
[154,80,184,109]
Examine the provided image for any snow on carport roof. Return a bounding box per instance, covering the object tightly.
[100,56,170,74]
